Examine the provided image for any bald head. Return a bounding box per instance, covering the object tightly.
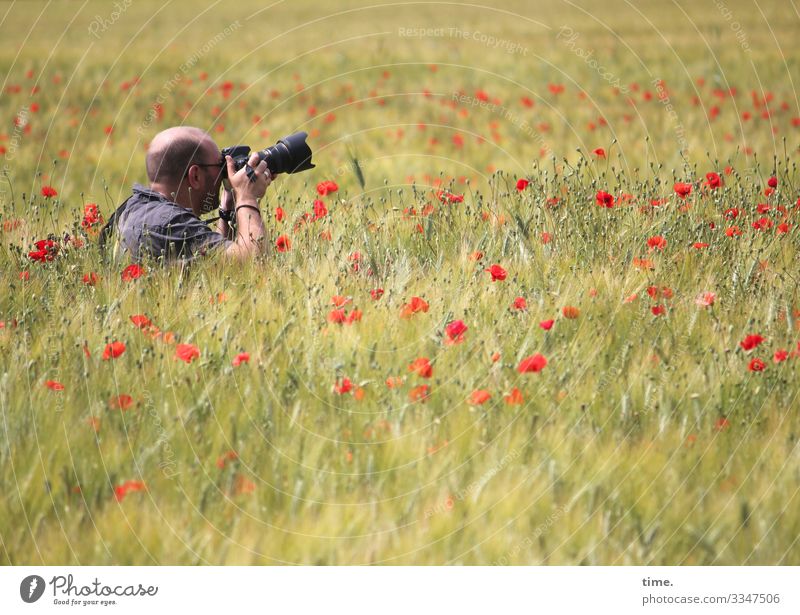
[146,126,218,185]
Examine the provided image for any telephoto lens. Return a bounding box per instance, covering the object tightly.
[221,131,315,179]
[259,131,315,174]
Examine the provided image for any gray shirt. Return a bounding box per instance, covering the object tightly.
[109,184,231,262]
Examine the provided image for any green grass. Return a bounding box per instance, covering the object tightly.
[1,0,799,564]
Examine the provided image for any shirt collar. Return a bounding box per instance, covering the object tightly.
[132,183,171,202]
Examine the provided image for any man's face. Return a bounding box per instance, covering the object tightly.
[196,140,225,214]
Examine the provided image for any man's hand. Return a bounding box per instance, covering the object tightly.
[225,152,272,206]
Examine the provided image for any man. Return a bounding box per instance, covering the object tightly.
[101,126,271,262]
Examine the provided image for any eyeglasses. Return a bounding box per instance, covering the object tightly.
[193,160,224,168]
[184,159,225,178]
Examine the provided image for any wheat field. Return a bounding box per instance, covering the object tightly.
[1,0,799,564]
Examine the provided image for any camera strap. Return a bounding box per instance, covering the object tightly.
[97,199,131,257]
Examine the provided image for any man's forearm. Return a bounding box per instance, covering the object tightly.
[222,155,270,258]
[230,202,266,256]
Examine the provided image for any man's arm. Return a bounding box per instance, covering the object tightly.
[224,153,271,260]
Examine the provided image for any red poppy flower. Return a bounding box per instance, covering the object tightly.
[400,296,429,318]
[348,251,361,272]
[592,147,606,158]
[562,306,580,319]
[28,239,58,262]
[651,305,666,316]
[313,199,328,219]
[748,358,766,372]
[275,206,285,222]
[121,264,145,281]
[517,353,547,373]
[409,357,433,378]
[516,178,529,191]
[233,475,256,495]
[647,235,667,251]
[692,242,709,250]
[715,417,731,431]
[725,226,742,237]
[695,292,715,307]
[102,341,126,360]
[328,309,346,324]
[539,319,554,330]
[109,394,134,410]
[752,216,773,231]
[485,264,507,281]
[469,389,491,405]
[275,235,291,252]
[316,180,339,196]
[512,297,527,311]
[130,314,152,329]
[408,384,430,402]
[82,272,98,286]
[44,380,65,391]
[41,185,58,198]
[740,334,765,351]
[370,288,384,301]
[326,304,355,323]
[114,479,146,502]
[595,190,614,208]
[81,203,104,229]
[773,349,788,363]
[445,320,467,343]
[673,182,692,198]
[504,387,524,405]
[232,352,250,367]
[436,190,464,204]
[767,176,778,188]
[385,376,404,389]
[704,172,722,189]
[216,450,239,469]
[334,377,353,394]
[175,343,201,363]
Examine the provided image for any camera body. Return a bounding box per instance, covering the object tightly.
[221,131,315,179]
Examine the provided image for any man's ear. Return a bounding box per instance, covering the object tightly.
[186,165,203,190]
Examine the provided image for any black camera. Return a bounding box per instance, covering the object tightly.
[221,131,315,179]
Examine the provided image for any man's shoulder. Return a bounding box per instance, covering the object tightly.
[121,184,195,229]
